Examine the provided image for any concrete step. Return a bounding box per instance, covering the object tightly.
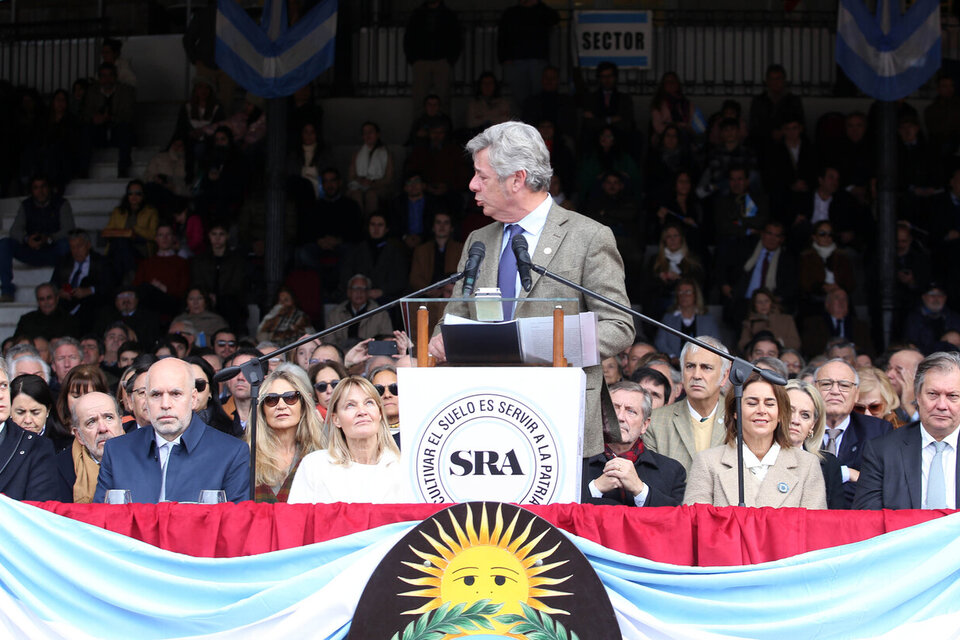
[64,179,128,198]
[89,161,149,180]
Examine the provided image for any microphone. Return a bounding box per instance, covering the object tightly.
[511,234,533,292]
[756,367,788,387]
[461,241,486,296]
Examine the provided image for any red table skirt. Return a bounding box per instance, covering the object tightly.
[29,501,952,566]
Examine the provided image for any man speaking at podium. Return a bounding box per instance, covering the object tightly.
[428,121,635,458]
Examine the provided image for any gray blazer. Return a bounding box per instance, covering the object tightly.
[644,399,727,474]
[683,444,827,509]
[443,201,635,457]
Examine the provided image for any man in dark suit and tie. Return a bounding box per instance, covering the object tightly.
[855,351,960,509]
[815,358,893,507]
[582,382,686,506]
[428,121,635,460]
[51,229,113,335]
[94,358,249,503]
[802,288,874,359]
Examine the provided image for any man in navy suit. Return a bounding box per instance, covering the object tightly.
[582,382,686,506]
[855,351,960,509]
[94,358,249,503]
[815,359,892,507]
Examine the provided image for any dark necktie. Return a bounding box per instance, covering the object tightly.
[760,250,770,286]
[498,224,523,319]
[70,264,82,289]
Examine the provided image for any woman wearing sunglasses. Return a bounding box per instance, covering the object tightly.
[187,355,238,437]
[370,365,399,441]
[247,364,325,503]
[307,359,347,420]
[855,367,906,428]
[288,376,406,504]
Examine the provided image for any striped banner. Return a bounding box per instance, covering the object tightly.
[2,495,960,639]
[836,0,941,101]
[215,0,337,98]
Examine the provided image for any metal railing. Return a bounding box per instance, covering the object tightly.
[353,9,955,98]
[0,19,108,92]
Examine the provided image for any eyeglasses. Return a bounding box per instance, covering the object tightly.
[815,378,857,392]
[216,340,237,347]
[314,380,338,393]
[854,401,883,414]
[263,390,301,407]
[375,383,398,396]
[195,379,207,393]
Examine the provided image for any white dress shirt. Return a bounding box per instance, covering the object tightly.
[743,442,781,482]
[499,194,552,296]
[920,424,958,510]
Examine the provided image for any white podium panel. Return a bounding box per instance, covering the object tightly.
[399,367,586,505]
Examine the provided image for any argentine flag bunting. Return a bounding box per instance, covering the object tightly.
[836,0,941,101]
[215,0,337,98]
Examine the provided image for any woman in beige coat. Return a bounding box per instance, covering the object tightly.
[684,371,826,508]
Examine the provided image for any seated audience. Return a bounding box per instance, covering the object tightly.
[521,65,577,141]
[325,274,394,349]
[247,365,326,503]
[190,223,248,330]
[95,358,251,503]
[856,366,906,429]
[409,212,463,292]
[221,348,261,434]
[370,365,400,441]
[793,166,860,249]
[743,330,782,361]
[403,123,469,211]
[798,220,855,316]
[13,283,77,340]
[346,121,395,215]
[101,38,136,87]
[406,94,454,148]
[581,61,637,154]
[645,336,731,473]
[684,371,826,508]
[134,223,190,317]
[102,179,158,278]
[649,170,704,255]
[582,382,686,507]
[815,358,893,506]
[719,219,796,326]
[785,379,845,509]
[644,224,704,320]
[97,287,160,351]
[172,77,224,179]
[0,358,60,501]
[0,176,75,301]
[697,124,760,200]
[308,359,347,420]
[143,138,190,210]
[10,374,66,451]
[855,351,960,509]
[56,391,124,503]
[654,279,719,359]
[762,114,817,221]
[902,283,960,355]
[54,363,108,439]
[738,287,801,353]
[51,229,113,335]
[885,348,925,423]
[602,357,622,386]
[649,71,696,145]
[186,356,236,437]
[802,289,874,359]
[286,121,327,211]
[172,288,229,345]
[464,71,512,134]
[577,126,642,202]
[288,376,407,503]
[257,287,315,346]
[338,215,409,303]
[81,62,135,177]
[748,64,805,150]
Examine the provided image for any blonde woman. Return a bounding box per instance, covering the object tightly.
[855,367,905,428]
[288,376,407,503]
[247,364,325,503]
[786,380,845,509]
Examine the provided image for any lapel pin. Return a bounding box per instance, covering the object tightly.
[778,482,789,493]
[543,247,552,255]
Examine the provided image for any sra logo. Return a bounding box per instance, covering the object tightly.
[412,393,560,504]
[449,449,524,476]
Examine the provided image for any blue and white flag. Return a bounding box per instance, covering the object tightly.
[690,106,708,136]
[215,0,337,98]
[836,0,941,101]
[3,495,960,639]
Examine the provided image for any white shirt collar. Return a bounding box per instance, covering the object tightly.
[513,194,552,244]
[743,441,781,468]
[920,423,960,451]
[686,399,719,422]
[153,430,182,450]
[833,413,851,432]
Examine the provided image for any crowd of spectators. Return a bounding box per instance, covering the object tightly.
[1,0,959,511]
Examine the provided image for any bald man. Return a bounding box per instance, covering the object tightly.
[56,391,124,503]
[94,358,249,503]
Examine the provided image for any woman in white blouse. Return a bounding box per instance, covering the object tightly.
[683,371,826,508]
[288,376,407,504]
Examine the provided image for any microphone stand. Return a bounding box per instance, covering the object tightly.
[523,260,785,507]
[215,272,467,500]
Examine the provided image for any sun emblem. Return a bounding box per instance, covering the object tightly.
[398,503,572,636]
